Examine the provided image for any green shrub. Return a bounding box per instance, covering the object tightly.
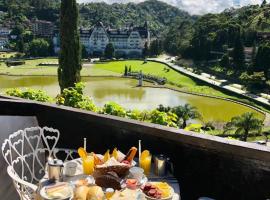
[56,82,98,112]
[5,88,52,102]
[150,110,178,128]
[5,60,25,67]
[103,102,126,117]
[127,109,151,121]
[127,109,142,120]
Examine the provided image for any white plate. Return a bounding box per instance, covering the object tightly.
[144,183,174,200]
[40,183,73,200]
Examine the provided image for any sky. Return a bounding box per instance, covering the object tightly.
[77,0,268,15]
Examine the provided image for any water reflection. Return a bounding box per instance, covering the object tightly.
[0,75,264,122]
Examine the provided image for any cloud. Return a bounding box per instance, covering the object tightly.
[77,0,268,15]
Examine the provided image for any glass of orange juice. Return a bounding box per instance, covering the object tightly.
[140,150,152,176]
[82,155,94,175]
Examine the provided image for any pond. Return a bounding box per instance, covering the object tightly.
[0,75,264,122]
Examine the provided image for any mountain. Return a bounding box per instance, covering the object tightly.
[78,0,269,15]
[182,3,270,60]
[0,0,192,34]
[78,0,194,35]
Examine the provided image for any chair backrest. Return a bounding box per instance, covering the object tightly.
[1,126,60,184]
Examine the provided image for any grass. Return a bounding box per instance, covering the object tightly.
[205,127,270,142]
[0,58,59,75]
[0,58,120,76]
[91,60,232,98]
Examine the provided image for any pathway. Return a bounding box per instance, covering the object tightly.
[149,57,270,107]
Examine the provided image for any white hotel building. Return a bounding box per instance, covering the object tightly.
[0,26,11,49]
[54,22,151,57]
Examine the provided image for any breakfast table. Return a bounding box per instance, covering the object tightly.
[37,158,181,200]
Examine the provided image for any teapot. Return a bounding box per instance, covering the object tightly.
[48,159,64,182]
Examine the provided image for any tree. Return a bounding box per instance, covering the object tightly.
[143,42,149,58]
[124,65,128,76]
[28,39,49,57]
[171,104,201,129]
[255,43,270,80]
[224,112,263,142]
[10,25,25,52]
[104,43,114,59]
[81,45,88,59]
[150,40,163,56]
[58,0,82,92]
[16,37,25,53]
[232,33,245,70]
[261,0,267,7]
[157,104,171,113]
[250,42,257,70]
[219,54,230,69]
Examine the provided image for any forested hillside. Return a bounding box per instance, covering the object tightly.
[165,2,270,59]
[0,0,269,63]
[79,0,193,34]
[0,0,60,23]
[0,0,193,35]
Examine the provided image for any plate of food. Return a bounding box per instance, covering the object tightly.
[141,182,174,200]
[40,182,73,200]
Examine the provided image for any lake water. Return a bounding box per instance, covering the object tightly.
[0,75,264,122]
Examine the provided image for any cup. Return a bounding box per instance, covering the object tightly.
[154,154,166,176]
[129,167,144,181]
[65,162,77,177]
[140,154,152,176]
[82,155,94,175]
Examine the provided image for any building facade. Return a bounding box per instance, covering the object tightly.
[54,22,151,57]
[0,26,11,49]
[32,20,54,38]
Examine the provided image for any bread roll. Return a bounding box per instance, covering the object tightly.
[74,186,89,200]
[87,186,105,200]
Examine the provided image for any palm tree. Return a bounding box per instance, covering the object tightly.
[172,104,201,128]
[224,112,263,142]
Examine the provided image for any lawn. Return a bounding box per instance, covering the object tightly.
[90,60,232,98]
[0,58,261,100]
[0,58,59,75]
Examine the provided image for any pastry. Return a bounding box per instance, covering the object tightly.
[74,186,89,200]
[74,185,105,200]
[87,186,105,200]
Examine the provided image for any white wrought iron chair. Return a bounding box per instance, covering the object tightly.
[1,126,78,200]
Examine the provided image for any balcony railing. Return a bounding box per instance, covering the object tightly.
[0,96,270,200]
